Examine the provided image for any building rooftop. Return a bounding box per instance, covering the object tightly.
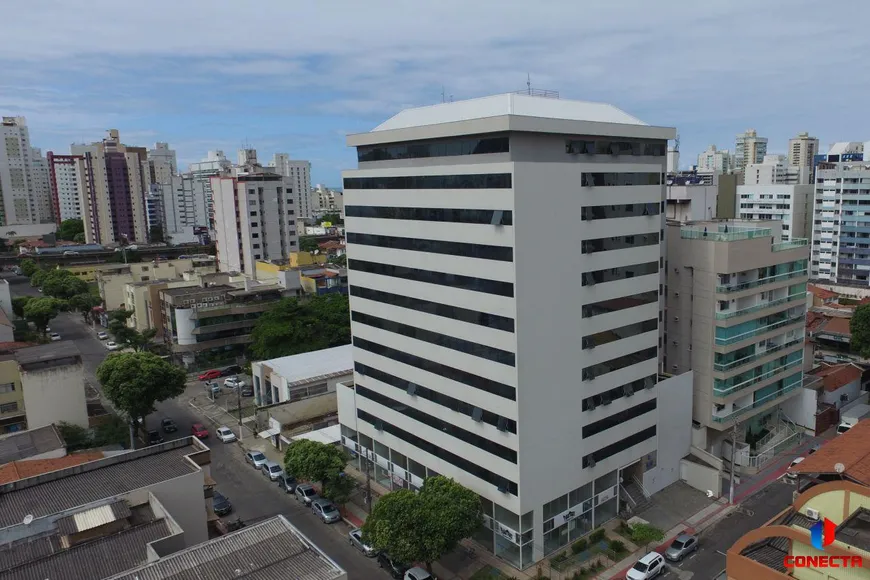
[0,452,105,484]
[808,314,852,340]
[106,515,346,580]
[808,363,863,393]
[14,342,81,369]
[807,284,839,301]
[372,93,649,132]
[0,438,204,529]
[788,419,870,485]
[0,425,65,465]
[160,284,232,297]
[256,345,354,388]
[836,507,870,552]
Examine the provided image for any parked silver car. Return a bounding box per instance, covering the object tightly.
[295,483,319,506]
[244,451,268,469]
[261,461,284,481]
[348,529,377,556]
[311,498,341,524]
[665,532,698,562]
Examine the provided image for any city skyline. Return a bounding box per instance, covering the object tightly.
[2,0,866,185]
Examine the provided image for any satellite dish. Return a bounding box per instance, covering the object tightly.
[23,515,33,525]
[835,463,846,474]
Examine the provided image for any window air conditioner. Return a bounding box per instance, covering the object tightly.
[497,417,509,432]
[471,407,484,422]
[582,337,594,349]
[806,508,820,520]
[588,457,596,468]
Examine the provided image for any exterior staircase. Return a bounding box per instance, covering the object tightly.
[620,480,652,514]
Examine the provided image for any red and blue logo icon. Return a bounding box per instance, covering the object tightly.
[810,517,836,550]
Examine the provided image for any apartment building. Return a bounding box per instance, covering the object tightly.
[312,183,344,216]
[73,130,151,245]
[744,154,811,186]
[16,342,89,429]
[94,257,217,310]
[696,145,732,174]
[187,150,231,229]
[0,116,53,225]
[788,132,819,169]
[665,174,739,223]
[211,165,300,276]
[338,93,699,568]
[0,343,27,433]
[735,129,768,172]
[736,184,813,240]
[665,220,809,458]
[270,153,313,218]
[811,160,870,285]
[47,152,84,221]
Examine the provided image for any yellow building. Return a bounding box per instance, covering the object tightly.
[0,349,26,433]
[95,258,217,310]
[289,252,326,268]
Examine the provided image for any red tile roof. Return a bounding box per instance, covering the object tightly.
[810,363,863,392]
[808,284,839,301]
[0,452,105,484]
[819,316,852,338]
[0,341,38,353]
[789,420,870,485]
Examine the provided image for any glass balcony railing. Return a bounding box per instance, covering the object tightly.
[713,359,803,397]
[712,376,803,423]
[713,338,803,372]
[716,269,807,293]
[715,314,805,346]
[715,292,806,320]
[772,238,809,252]
[681,226,772,242]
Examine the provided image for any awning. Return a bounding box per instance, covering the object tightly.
[258,428,280,439]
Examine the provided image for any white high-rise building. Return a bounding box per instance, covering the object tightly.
[788,132,819,169]
[734,129,768,171]
[188,150,231,229]
[47,153,83,222]
[0,116,53,225]
[211,164,299,275]
[338,94,692,569]
[312,184,343,216]
[148,142,177,184]
[736,184,813,240]
[744,154,810,185]
[696,145,732,174]
[270,154,312,218]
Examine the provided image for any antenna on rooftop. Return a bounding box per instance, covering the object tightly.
[675,134,681,152]
[441,85,446,104]
[527,73,532,95]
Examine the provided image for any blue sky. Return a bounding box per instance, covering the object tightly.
[2,0,869,186]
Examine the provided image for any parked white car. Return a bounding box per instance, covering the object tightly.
[627,552,666,580]
[216,426,237,443]
[97,331,109,340]
[224,376,246,389]
[106,341,120,351]
[49,333,61,342]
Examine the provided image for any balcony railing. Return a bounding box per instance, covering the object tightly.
[772,238,809,252]
[714,338,803,372]
[716,269,807,293]
[681,226,772,242]
[713,359,804,397]
[712,376,803,423]
[715,314,805,346]
[715,292,806,320]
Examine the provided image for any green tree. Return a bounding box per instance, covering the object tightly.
[851,304,870,357]
[56,422,93,451]
[96,351,186,448]
[41,269,89,299]
[283,439,347,488]
[323,471,357,505]
[19,258,38,277]
[23,297,65,335]
[329,254,347,267]
[148,225,164,243]
[628,523,664,549]
[299,236,319,252]
[107,309,156,351]
[57,218,85,241]
[249,294,350,360]
[362,476,482,573]
[321,213,343,225]
[30,269,47,288]
[73,232,86,243]
[69,293,103,322]
[12,296,32,318]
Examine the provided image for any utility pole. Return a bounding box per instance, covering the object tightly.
[236,384,243,442]
[364,450,373,511]
[729,423,739,504]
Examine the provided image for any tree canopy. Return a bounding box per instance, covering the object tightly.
[321,213,343,225]
[249,294,350,360]
[12,296,32,318]
[57,219,85,241]
[69,293,103,322]
[148,226,164,243]
[299,236,319,252]
[42,269,89,299]
[851,304,870,357]
[19,259,38,277]
[107,309,156,351]
[361,476,482,572]
[283,439,347,486]
[23,297,66,334]
[96,352,186,445]
[30,269,47,288]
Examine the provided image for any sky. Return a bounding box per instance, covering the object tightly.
[2,0,870,186]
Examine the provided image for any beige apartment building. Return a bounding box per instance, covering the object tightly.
[0,347,26,434]
[665,220,810,463]
[96,257,217,311]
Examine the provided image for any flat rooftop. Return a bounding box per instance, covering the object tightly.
[106,515,346,580]
[160,284,232,297]
[0,438,204,529]
[836,507,870,552]
[256,345,354,387]
[0,425,65,464]
[14,342,81,368]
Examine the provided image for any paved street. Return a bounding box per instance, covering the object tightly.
[6,274,383,580]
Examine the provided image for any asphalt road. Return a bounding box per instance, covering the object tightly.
[7,274,384,580]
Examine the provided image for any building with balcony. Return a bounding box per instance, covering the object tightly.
[338,92,699,569]
[159,280,282,368]
[93,257,217,310]
[744,155,811,186]
[736,184,813,240]
[665,220,810,460]
[812,161,870,285]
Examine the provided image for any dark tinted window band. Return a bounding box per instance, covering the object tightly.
[356,384,517,463]
[582,347,657,380]
[349,259,514,297]
[582,173,663,187]
[582,233,659,254]
[358,136,509,162]
[355,362,517,434]
[358,409,518,495]
[566,140,667,157]
[343,173,512,190]
[346,232,513,262]
[350,285,515,333]
[581,203,661,221]
[352,311,516,366]
[582,262,659,286]
[582,375,657,411]
[345,206,513,225]
[582,426,656,468]
[582,399,657,439]
[582,291,659,318]
[353,336,516,400]
[582,319,658,349]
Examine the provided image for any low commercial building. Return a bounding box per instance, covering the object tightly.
[16,342,88,429]
[95,257,217,310]
[782,362,864,435]
[300,267,348,295]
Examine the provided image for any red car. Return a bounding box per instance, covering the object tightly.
[191,423,209,438]
[198,369,221,381]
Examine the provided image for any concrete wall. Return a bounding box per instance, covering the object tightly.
[644,371,693,495]
[820,377,862,409]
[336,381,358,432]
[680,458,721,498]
[269,391,338,430]
[147,468,209,546]
[0,279,12,319]
[781,387,818,432]
[20,362,88,429]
